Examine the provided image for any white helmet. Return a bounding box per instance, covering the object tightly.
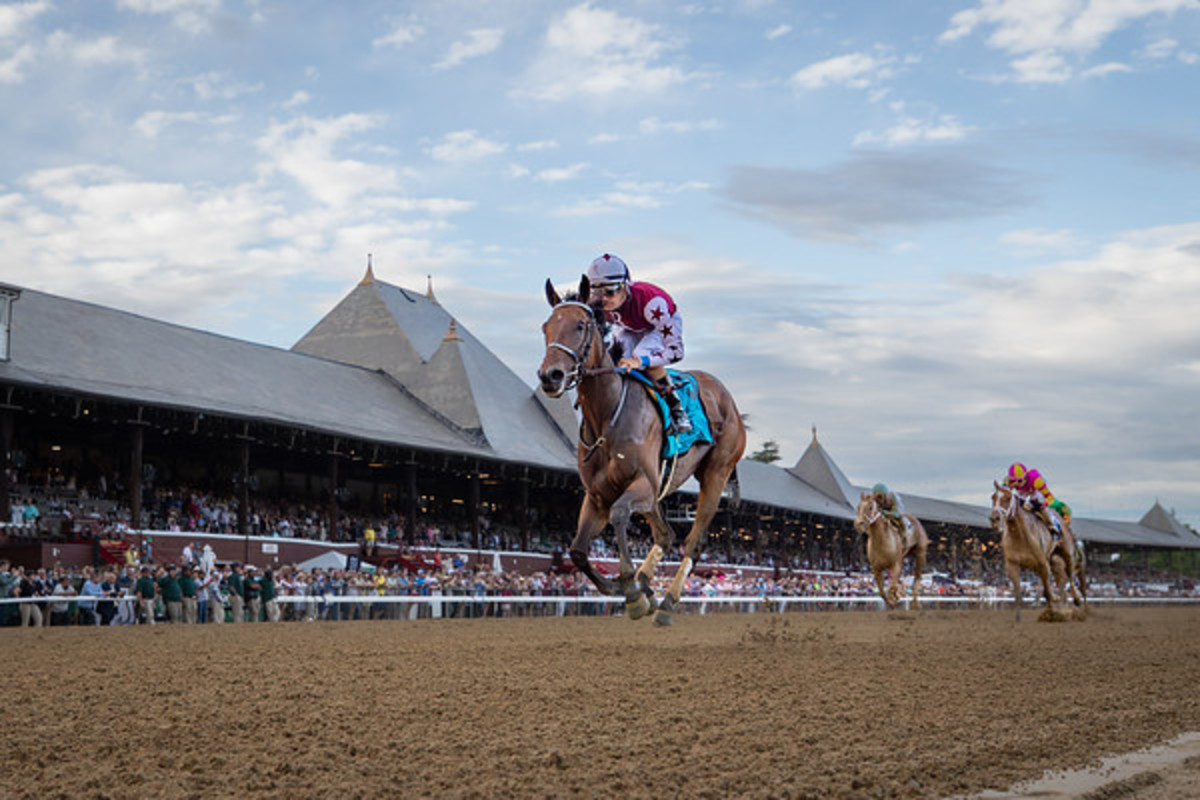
[587,253,630,287]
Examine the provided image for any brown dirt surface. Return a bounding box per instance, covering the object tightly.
[5,605,1200,800]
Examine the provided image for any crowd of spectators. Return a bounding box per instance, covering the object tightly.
[3,549,1198,628]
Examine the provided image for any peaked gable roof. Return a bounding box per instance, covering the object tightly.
[292,274,576,466]
[1139,500,1198,539]
[787,428,858,507]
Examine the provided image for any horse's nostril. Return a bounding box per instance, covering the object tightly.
[547,368,564,382]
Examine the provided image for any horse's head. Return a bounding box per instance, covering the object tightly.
[990,480,1014,532]
[538,277,604,397]
[853,492,876,533]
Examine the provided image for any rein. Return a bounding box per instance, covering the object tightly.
[545,301,627,461]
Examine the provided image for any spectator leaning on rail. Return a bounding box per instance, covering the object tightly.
[585,253,693,434]
[1004,462,1070,537]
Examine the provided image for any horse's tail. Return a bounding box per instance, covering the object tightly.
[725,465,742,510]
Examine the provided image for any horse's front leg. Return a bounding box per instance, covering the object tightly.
[608,491,654,619]
[1005,559,1023,622]
[570,493,618,596]
[873,565,893,609]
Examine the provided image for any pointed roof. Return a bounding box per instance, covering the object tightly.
[1139,500,1196,538]
[291,276,576,466]
[786,426,857,507]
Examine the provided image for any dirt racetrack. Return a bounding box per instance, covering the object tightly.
[5,605,1200,800]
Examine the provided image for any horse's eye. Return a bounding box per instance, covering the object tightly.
[576,321,585,332]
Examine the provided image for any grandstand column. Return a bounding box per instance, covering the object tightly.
[128,408,149,529]
[328,440,340,542]
[519,472,530,551]
[0,407,13,514]
[236,436,250,556]
[404,457,418,545]
[470,463,481,550]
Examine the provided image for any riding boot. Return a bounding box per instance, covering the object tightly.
[656,379,693,433]
[1038,508,1059,539]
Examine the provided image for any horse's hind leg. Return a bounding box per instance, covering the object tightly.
[654,471,726,626]
[911,544,926,610]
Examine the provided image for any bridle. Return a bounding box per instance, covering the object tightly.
[544,301,599,393]
[544,301,629,459]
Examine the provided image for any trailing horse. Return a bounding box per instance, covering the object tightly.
[538,277,746,626]
[853,493,929,610]
[990,480,1085,621]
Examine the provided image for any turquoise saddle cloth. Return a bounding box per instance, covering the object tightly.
[626,369,713,458]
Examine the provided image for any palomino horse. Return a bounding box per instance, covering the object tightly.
[537,277,747,626]
[990,480,1084,621]
[853,493,929,610]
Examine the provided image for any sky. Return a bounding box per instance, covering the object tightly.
[2,0,1199,527]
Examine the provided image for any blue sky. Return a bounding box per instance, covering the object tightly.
[2,1,1199,526]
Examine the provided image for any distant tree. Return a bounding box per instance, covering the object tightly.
[748,440,781,464]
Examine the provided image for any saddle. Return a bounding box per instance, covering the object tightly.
[626,369,713,458]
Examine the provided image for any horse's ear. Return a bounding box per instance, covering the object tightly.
[578,275,591,302]
[993,479,1002,490]
[545,278,562,308]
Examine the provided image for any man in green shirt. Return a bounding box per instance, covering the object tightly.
[158,565,183,624]
[261,568,279,622]
[244,565,262,622]
[227,563,245,623]
[179,566,198,624]
[135,566,157,625]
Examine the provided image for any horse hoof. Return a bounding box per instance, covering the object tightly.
[654,609,674,627]
[625,593,651,621]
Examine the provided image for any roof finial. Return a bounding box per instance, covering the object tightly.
[426,274,437,303]
[360,253,375,285]
[443,319,460,342]
[812,424,818,444]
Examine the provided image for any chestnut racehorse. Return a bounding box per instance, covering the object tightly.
[853,493,929,609]
[990,480,1084,621]
[538,277,746,626]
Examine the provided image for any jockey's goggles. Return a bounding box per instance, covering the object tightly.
[591,283,624,297]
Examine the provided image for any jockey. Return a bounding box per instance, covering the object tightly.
[586,253,692,433]
[1005,462,1069,536]
[871,483,907,540]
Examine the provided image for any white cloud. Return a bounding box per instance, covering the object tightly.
[257,113,399,207]
[519,3,689,101]
[1000,227,1080,252]
[282,90,310,108]
[516,139,558,152]
[188,71,263,101]
[43,31,144,66]
[789,51,895,90]
[0,1,50,39]
[427,130,507,163]
[135,110,204,138]
[1082,61,1132,78]
[116,0,219,35]
[372,23,423,50]
[941,0,1199,83]
[434,27,503,71]
[853,112,974,146]
[765,24,791,40]
[0,42,35,84]
[639,116,720,135]
[534,163,588,183]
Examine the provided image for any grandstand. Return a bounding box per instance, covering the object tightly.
[1,266,1198,577]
